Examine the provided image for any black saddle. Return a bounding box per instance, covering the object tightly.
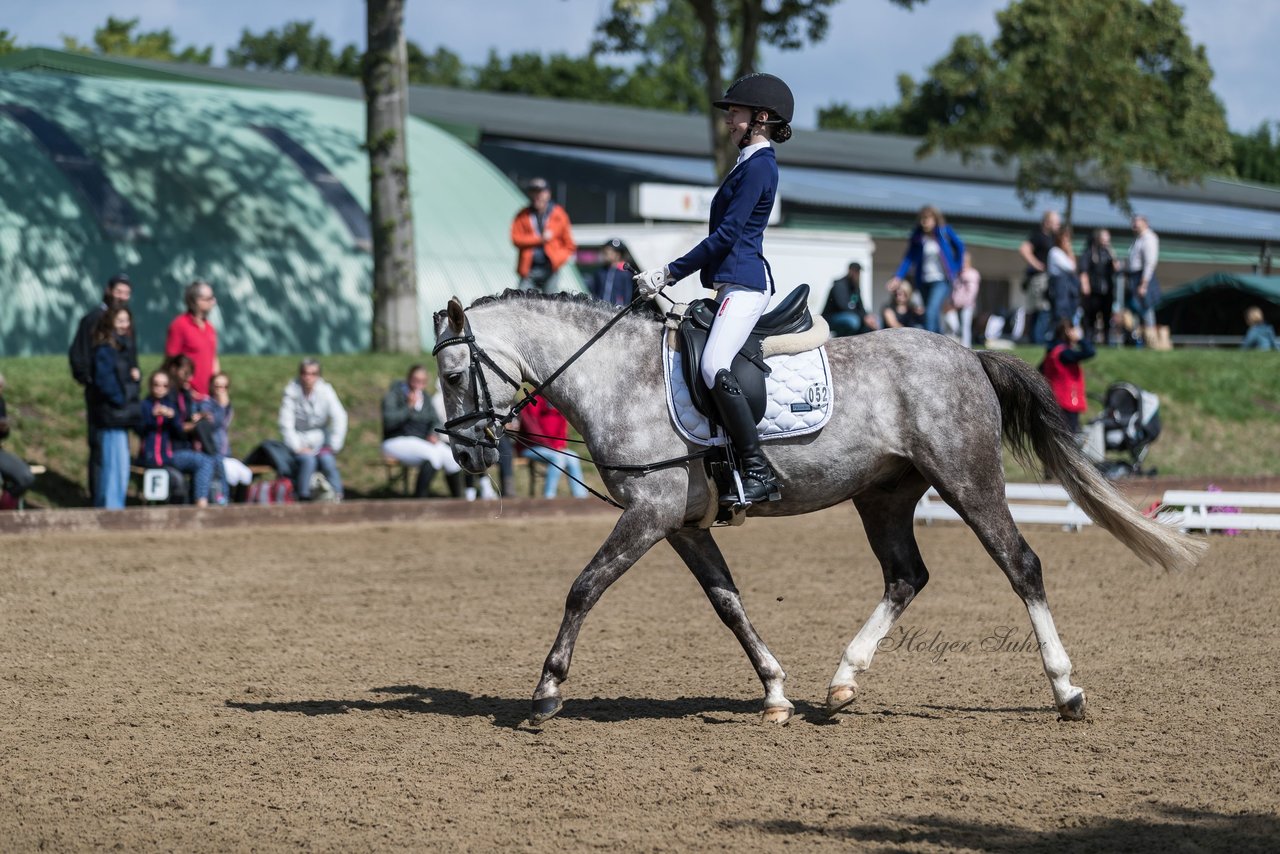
[676,284,814,423]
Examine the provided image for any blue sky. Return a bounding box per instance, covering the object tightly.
[8,0,1278,131]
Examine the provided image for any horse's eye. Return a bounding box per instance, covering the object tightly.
[445,372,463,387]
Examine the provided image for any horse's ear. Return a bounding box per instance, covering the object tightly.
[447,297,466,333]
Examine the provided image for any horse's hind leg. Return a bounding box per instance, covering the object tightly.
[932,477,1086,721]
[667,528,793,724]
[827,474,931,714]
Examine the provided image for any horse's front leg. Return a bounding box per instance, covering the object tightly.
[530,508,675,725]
[667,528,793,724]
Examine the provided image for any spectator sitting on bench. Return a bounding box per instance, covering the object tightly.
[136,370,216,507]
[205,372,254,502]
[0,371,36,510]
[161,355,204,443]
[279,359,347,502]
[513,395,587,499]
[382,364,465,498]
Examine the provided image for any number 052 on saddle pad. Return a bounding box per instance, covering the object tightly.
[662,327,833,447]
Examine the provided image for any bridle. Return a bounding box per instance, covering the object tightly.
[429,321,525,451]
[430,293,649,451]
[430,296,712,507]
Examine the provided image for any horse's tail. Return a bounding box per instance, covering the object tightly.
[975,350,1206,572]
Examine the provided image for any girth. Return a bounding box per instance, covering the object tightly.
[676,284,814,423]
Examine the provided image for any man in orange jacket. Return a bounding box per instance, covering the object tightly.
[511,177,576,292]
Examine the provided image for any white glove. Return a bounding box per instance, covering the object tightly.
[633,267,671,300]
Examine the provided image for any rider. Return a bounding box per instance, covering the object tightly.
[633,72,793,507]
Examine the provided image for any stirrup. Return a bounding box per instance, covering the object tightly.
[719,468,781,507]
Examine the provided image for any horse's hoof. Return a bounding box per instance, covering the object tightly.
[1057,690,1086,722]
[826,682,858,715]
[761,704,793,725]
[529,695,563,726]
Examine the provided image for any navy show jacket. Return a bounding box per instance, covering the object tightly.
[667,147,777,292]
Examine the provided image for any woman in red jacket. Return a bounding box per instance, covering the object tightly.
[513,396,587,499]
[1041,319,1096,433]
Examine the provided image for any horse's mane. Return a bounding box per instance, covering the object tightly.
[467,288,662,324]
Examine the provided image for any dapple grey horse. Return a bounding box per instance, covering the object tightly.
[433,290,1204,725]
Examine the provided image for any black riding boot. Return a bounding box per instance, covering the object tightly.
[445,471,466,498]
[414,463,438,498]
[710,368,780,506]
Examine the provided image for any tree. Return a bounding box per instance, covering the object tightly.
[817,74,929,135]
[472,50,634,101]
[227,20,360,75]
[0,29,19,56]
[364,0,421,353]
[898,0,1232,222]
[1232,122,1280,188]
[229,20,465,87]
[62,16,212,64]
[599,1,705,112]
[595,0,926,175]
[405,43,468,87]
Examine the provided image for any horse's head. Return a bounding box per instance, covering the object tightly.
[432,297,522,473]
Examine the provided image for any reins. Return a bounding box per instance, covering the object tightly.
[506,292,648,422]
[432,291,712,509]
[509,426,711,509]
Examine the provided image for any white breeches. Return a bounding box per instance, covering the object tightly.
[381,436,461,473]
[700,284,771,388]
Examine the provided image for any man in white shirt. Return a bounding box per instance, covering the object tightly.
[279,359,348,500]
[1125,215,1161,346]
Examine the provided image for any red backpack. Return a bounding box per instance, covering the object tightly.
[247,477,296,505]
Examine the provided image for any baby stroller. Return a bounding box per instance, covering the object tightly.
[1081,382,1162,479]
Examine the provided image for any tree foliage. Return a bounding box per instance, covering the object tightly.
[227,19,467,87]
[817,73,930,135]
[597,0,878,174]
[472,50,635,101]
[227,20,361,76]
[895,0,1232,220]
[0,29,19,56]
[1231,122,1280,187]
[405,43,468,87]
[62,16,212,64]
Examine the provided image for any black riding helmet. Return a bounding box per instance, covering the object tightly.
[713,72,794,126]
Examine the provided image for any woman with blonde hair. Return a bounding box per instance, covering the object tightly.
[882,282,925,329]
[887,205,966,335]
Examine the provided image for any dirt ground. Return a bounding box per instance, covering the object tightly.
[2,509,1277,852]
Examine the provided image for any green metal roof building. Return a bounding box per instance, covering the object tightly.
[0,63,576,356]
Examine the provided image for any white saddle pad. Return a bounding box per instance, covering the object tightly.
[663,335,833,447]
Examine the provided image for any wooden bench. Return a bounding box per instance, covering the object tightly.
[383,456,412,495]
[916,482,1092,531]
[1157,490,1280,533]
[13,464,45,511]
[384,455,545,498]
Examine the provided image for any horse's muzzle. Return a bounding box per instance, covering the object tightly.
[453,442,499,475]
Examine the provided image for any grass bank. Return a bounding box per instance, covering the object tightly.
[1,347,1277,508]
